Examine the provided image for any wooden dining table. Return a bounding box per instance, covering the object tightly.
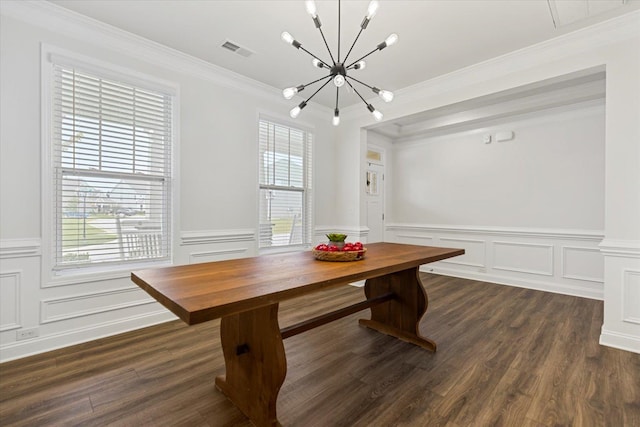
[132,242,464,426]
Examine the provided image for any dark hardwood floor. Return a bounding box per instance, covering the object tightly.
[1,274,639,426]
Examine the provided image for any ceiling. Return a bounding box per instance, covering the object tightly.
[48,0,639,111]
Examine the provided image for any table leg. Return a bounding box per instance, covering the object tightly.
[359,267,437,351]
[215,303,286,427]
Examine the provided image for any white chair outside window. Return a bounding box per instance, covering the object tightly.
[116,217,163,260]
[288,213,301,245]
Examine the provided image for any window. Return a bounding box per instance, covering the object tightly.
[48,57,174,271]
[258,118,313,249]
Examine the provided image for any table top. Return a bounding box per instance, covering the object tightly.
[131,242,464,325]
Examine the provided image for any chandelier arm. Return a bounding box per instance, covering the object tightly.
[346,75,374,90]
[317,27,337,65]
[302,76,334,104]
[299,46,332,69]
[335,86,340,110]
[299,74,334,89]
[345,47,379,69]
[345,78,369,107]
[343,28,364,65]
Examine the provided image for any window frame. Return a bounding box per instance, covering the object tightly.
[257,115,314,253]
[41,45,180,285]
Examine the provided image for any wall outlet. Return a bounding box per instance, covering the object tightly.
[16,328,39,341]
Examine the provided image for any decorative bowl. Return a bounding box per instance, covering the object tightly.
[312,247,367,262]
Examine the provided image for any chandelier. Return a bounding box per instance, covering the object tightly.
[281,0,397,126]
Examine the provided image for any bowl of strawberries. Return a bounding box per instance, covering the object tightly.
[312,240,366,262]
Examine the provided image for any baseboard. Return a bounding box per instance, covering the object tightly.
[423,265,603,300]
[0,309,176,363]
[599,328,640,354]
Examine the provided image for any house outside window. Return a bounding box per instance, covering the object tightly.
[258,118,313,249]
[45,50,175,273]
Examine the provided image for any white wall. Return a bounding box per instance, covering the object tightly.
[0,3,337,361]
[389,104,605,229]
[336,12,640,353]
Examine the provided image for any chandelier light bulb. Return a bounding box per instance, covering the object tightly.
[281,32,294,45]
[305,0,318,17]
[353,61,366,70]
[333,75,345,87]
[378,90,394,103]
[367,104,383,121]
[290,101,307,119]
[312,58,325,69]
[333,109,340,126]
[367,0,380,19]
[385,33,398,47]
[290,106,302,118]
[283,87,298,100]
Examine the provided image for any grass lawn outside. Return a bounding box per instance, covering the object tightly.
[62,218,117,248]
[271,217,295,235]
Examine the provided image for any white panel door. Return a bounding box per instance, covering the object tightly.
[366,163,384,243]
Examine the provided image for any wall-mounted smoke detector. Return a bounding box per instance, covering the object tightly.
[221,40,254,58]
[547,0,628,28]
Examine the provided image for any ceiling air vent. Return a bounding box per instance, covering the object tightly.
[221,40,254,58]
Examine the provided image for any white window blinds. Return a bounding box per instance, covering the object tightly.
[50,63,173,270]
[259,119,313,248]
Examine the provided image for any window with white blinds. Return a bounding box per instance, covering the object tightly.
[49,62,173,270]
[259,118,313,249]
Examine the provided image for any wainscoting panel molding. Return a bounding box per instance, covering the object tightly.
[493,241,554,276]
[438,237,486,269]
[562,246,604,283]
[623,270,640,325]
[179,229,256,265]
[189,248,249,264]
[0,271,22,332]
[386,224,604,300]
[40,287,156,324]
[0,228,258,362]
[599,240,640,353]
